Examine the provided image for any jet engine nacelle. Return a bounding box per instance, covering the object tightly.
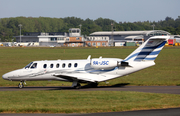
[90,58,119,70]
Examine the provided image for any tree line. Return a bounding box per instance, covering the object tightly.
[0,16,180,42]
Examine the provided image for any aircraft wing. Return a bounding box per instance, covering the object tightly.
[53,73,119,83]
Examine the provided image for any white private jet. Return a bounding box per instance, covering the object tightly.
[2,36,170,89]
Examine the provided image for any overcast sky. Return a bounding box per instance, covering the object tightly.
[0,0,179,22]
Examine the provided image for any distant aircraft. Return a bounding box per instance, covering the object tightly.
[2,36,170,89]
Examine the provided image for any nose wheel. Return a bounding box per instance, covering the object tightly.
[18,81,25,88]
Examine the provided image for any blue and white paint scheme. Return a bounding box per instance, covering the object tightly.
[2,36,170,89]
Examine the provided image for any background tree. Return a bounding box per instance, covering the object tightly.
[0,16,180,42]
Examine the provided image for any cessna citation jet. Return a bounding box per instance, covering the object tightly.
[2,36,170,89]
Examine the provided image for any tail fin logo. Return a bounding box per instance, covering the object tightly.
[123,36,169,62]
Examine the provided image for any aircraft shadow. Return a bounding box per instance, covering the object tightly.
[0,83,130,91]
[51,83,130,90]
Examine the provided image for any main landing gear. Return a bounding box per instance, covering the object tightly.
[72,81,98,89]
[72,81,81,89]
[18,81,26,89]
[89,82,98,88]
[75,83,81,89]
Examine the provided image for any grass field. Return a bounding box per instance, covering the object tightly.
[0,46,180,87]
[0,90,180,113]
[0,46,180,113]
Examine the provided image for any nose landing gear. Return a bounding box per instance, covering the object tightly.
[18,81,26,88]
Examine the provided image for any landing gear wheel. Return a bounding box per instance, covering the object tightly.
[74,83,81,89]
[18,82,24,89]
[91,83,98,88]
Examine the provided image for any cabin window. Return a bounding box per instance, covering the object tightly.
[68,63,71,68]
[56,63,60,68]
[74,63,78,67]
[62,63,66,68]
[30,63,37,69]
[43,64,47,68]
[50,64,53,68]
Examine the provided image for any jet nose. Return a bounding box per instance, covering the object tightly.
[2,73,8,80]
[2,69,23,81]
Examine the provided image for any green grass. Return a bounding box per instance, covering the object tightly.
[0,46,180,87]
[0,90,180,113]
[0,47,180,113]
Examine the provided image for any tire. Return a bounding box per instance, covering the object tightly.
[18,83,24,89]
[91,83,98,88]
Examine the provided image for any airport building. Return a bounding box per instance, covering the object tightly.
[90,30,171,41]
[14,29,170,47]
[90,30,171,46]
[14,29,80,46]
[14,28,109,47]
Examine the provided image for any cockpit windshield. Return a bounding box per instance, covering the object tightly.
[30,63,37,69]
[24,62,33,69]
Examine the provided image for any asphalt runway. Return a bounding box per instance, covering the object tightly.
[0,85,180,116]
[1,108,180,116]
[0,85,180,94]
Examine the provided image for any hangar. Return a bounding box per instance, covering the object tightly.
[90,30,171,42]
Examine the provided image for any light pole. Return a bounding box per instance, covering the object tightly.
[152,24,155,36]
[18,24,22,44]
[79,24,82,35]
[111,22,114,46]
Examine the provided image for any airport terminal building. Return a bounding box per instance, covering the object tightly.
[14,29,170,46]
[14,28,109,47]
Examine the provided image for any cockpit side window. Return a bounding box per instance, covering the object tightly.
[30,63,37,69]
[25,62,33,69]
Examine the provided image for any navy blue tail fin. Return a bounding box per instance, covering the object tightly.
[123,36,169,62]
